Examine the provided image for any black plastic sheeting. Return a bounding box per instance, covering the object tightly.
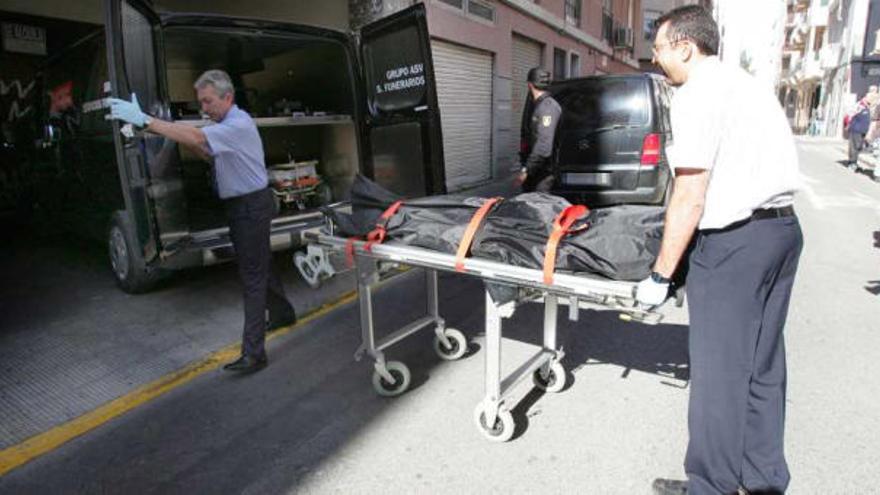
[325,175,665,301]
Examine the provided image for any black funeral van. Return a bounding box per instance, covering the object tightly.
[32,0,445,293]
[547,73,673,207]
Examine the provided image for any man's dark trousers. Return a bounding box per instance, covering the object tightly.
[685,214,803,495]
[225,187,294,361]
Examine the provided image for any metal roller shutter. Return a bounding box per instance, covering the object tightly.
[510,34,543,162]
[431,39,493,191]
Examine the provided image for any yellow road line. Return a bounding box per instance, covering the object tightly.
[0,290,357,477]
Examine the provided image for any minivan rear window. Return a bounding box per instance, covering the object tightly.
[555,79,649,129]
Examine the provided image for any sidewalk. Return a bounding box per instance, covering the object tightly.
[0,173,522,452]
[797,135,880,178]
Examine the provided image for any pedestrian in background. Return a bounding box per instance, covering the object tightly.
[845,88,876,168]
[639,5,803,494]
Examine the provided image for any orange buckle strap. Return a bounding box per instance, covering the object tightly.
[345,237,359,267]
[454,197,503,272]
[542,205,590,285]
[363,200,404,253]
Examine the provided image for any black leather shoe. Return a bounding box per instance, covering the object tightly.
[266,310,297,333]
[652,478,687,495]
[222,355,268,373]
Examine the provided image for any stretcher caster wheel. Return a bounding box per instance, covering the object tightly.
[433,328,467,361]
[533,361,566,393]
[371,361,411,397]
[294,251,321,289]
[474,406,515,442]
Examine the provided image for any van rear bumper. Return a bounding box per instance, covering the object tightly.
[552,166,669,206]
[554,186,666,207]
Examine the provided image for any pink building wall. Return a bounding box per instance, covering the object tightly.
[424,0,641,79]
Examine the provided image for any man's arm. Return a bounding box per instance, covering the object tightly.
[652,168,709,279]
[147,119,211,160]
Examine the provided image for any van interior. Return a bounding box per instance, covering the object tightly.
[162,26,360,232]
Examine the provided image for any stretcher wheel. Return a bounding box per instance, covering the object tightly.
[371,361,411,397]
[474,405,515,442]
[532,361,566,393]
[433,328,467,361]
[294,251,321,289]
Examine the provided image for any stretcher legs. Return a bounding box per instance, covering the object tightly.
[354,260,468,397]
[474,291,567,442]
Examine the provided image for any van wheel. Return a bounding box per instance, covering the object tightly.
[108,211,164,293]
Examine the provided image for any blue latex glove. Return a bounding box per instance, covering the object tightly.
[107,93,147,127]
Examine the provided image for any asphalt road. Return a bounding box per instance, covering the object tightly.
[1,138,878,494]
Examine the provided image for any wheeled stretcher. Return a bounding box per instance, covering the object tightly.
[298,228,666,442]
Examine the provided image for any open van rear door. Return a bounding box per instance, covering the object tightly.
[360,4,446,197]
[104,0,165,262]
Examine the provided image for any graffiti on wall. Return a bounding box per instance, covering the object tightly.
[1,78,37,123]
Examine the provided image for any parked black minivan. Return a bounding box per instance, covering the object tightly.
[545,73,673,207]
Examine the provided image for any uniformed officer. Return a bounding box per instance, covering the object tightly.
[520,68,561,192]
[638,6,803,495]
[108,70,297,373]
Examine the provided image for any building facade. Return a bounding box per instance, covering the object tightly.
[352,0,644,190]
[779,0,880,137]
[638,0,711,72]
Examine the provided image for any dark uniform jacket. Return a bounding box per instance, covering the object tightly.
[523,92,562,190]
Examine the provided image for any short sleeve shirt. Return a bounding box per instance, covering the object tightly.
[202,105,268,199]
[666,57,801,230]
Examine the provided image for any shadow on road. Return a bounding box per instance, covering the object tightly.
[0,269,689,494]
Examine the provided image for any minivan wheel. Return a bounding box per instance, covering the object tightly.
[108,211,164,293]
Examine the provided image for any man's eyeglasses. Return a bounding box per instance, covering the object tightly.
[652,39,684,54]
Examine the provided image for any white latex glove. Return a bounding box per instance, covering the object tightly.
[635,275,670,306]
[107,93,147,127]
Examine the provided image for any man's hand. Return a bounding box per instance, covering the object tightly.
[107,94,147,127]
[635,275,670,306]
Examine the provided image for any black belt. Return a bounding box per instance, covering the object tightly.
[701,206,795,234]
[751,205,795,220]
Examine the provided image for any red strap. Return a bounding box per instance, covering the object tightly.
[345,237,358,267]
[454,197,502,272]
[363,200,404,252]
[543,205,590,285]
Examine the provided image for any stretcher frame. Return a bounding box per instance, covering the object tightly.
[300,230,664,442]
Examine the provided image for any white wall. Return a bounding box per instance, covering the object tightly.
[714,0,787,94]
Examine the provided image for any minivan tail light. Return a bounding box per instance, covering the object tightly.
[641,133,661,166]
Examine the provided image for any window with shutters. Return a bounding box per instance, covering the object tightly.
[602,0,614,44]
[433,0,495,23]
[565,0,581,28]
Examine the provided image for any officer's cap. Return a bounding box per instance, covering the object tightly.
[527,68,551,89]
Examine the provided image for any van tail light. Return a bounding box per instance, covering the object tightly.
[641,133,661,166]
[520,138,529,155]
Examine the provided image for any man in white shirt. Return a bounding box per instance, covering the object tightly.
[637,6,803,495]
